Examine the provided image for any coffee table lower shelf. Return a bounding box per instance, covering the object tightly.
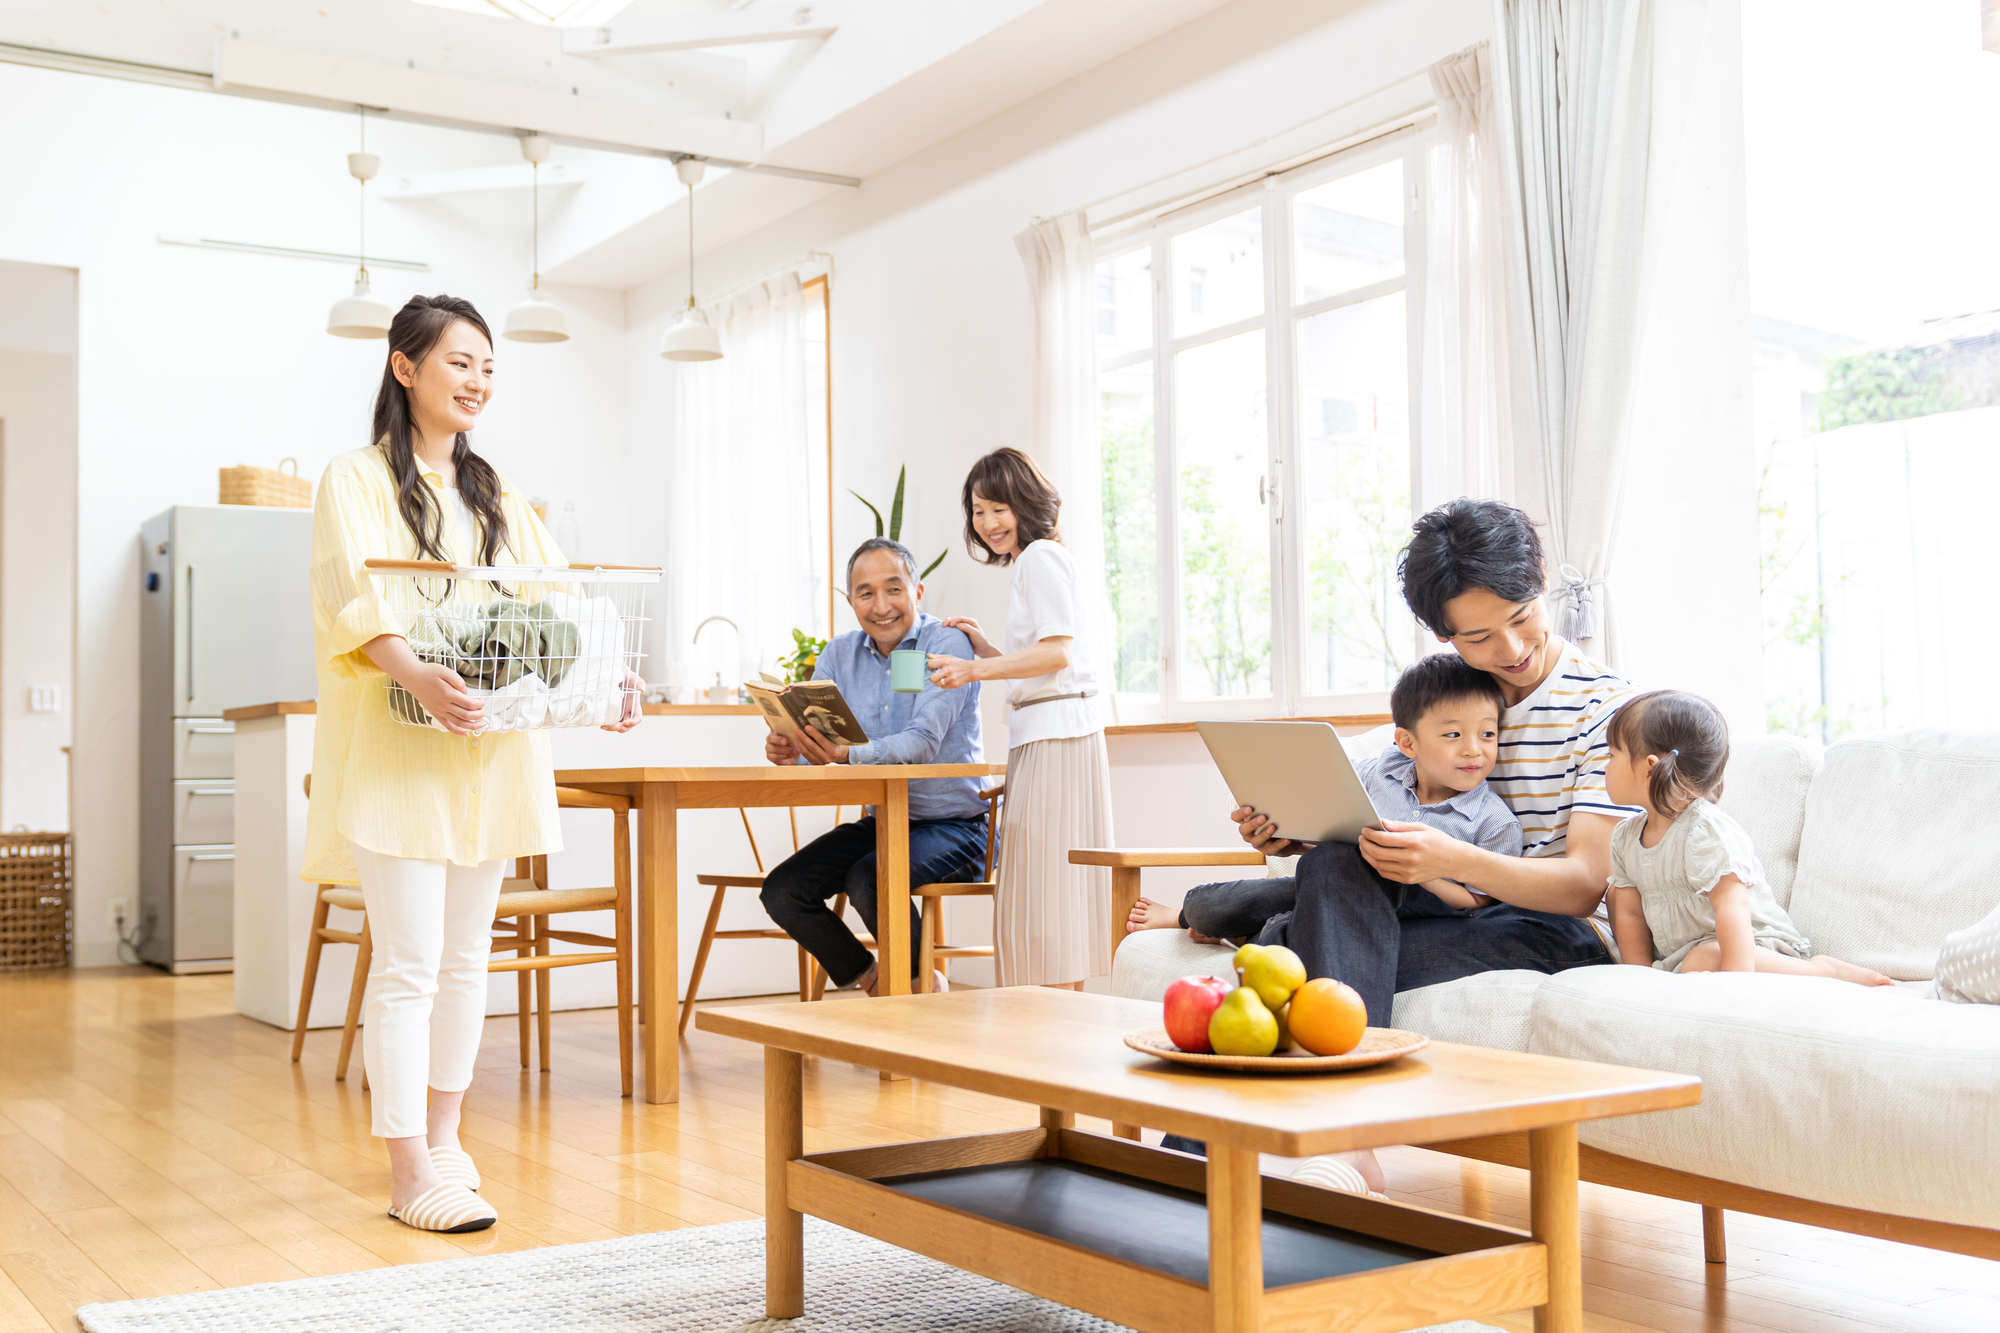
[775,1125,1549,1333]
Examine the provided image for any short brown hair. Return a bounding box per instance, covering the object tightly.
[1606,689,1730,815]
[961,447,1061,566]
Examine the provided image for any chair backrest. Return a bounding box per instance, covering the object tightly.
[980,783,1006,881]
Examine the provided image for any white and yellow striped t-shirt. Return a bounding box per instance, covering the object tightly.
[1489,638,1641,859]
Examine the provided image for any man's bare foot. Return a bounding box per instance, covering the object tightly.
[1813,955,1895,986]
[1127,897,1182,933]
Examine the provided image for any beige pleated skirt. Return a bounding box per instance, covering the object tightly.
[995,731,1114,987]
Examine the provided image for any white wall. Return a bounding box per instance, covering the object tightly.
[0,64,636,966]
[0,260,78,835]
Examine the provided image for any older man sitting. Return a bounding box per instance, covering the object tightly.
[759,537,986,994]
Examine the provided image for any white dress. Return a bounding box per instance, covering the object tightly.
[995,541,1114,986]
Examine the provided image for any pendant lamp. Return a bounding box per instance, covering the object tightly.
[659,156,722,362]
[503,134,570,343]
[327,107,393,339]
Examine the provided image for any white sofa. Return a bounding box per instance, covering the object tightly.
[1108,729,2000,1255]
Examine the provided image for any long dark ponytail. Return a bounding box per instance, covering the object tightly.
[372,295,510,567]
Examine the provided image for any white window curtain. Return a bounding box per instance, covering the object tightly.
[667,273,821,684]
[1419,43,1515,511]
[1492,0,1656,663]
[1012,212,1117,723]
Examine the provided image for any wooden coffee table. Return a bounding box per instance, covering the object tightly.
[698,988,1700,1333]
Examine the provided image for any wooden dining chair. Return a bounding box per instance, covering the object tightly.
[812,783,1005,998]
[292,777,638,1095]
[680,807,837,1035]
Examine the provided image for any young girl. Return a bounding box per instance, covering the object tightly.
[1604,690,1888,985]
[924,447,1112,989]
[306,295,642,1235]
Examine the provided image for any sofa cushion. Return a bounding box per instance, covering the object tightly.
[1109,928,1236,1003]
[1789,730,2000,979]
[1527,965,2000,1229]
[1107,929,1544,1051]
[1388,970,1545,1051]
[1716,733,1820,909]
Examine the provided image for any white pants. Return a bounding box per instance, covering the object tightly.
[353,845,506,1139]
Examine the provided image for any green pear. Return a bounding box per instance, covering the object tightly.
[1240,944,1306,1010]
[1208,983,1280,1057]
[1273,1000,1295,1052]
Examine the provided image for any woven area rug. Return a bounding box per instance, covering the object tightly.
[77,1216,1511,1332]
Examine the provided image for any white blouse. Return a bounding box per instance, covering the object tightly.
[1002,539,1101,748]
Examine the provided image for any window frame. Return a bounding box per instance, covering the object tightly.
[1093,127,1431,723]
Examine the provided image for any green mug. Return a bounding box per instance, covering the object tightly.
[890,648,928,693]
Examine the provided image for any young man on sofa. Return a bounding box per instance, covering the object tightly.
[1157,499,1637,1178]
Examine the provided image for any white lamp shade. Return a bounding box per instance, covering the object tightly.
[327,274,392,339]
[659,309,722,361]
[503,292,570,343]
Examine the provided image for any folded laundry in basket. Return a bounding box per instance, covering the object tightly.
[458,600,581,690]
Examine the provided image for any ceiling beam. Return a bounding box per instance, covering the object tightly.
[378,159,588,201]
[563,4,840,57]
[214,37,763,160]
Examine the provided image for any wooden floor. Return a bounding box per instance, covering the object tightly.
[0,968,1995,1333]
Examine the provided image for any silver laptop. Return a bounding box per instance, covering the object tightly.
[1194,720,1387,846]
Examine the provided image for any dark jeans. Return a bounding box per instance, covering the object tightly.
[758,814,987,989]
[1161,839,1610,1157]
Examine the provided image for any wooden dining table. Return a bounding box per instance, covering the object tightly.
[553,763,1005,1104]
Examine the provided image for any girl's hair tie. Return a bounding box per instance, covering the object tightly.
[1668,748,1680,757]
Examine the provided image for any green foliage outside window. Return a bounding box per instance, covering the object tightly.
[1815,347,1952,431]
[1179,463,1270,696]
[1098,411,1159,694]
[1304,440,1413,691]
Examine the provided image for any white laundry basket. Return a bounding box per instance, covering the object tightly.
[363,558,660,732]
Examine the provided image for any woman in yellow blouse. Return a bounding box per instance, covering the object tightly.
[306,295,641,1234]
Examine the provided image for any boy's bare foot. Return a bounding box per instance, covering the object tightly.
[1126,897,1183,933]
[1812,955,1895,986]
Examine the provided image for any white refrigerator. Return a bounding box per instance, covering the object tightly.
[139,505,316,973]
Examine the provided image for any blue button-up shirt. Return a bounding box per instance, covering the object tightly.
[1359,747,1523,858]
[809,614,984,822]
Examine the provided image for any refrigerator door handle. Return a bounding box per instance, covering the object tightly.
[185,564,195,704]
[188,852,235,862]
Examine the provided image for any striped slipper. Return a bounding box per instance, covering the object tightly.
[1291,1155,1392,1202]
[389,1183,496,1234]
[429,1145,481,1192]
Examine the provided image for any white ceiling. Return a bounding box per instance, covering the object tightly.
[2,0,1242,289]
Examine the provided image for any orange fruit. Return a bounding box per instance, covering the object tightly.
[1288,978,1368,1056]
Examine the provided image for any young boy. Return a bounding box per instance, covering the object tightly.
[1127,653,1523,943]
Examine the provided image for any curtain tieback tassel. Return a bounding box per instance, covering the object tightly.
[1552,563,1605,641]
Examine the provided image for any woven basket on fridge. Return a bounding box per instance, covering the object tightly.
[0,832,71,971]
[219,457,313,508]
[364,559,661,732]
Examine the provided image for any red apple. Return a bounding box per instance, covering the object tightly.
[1163,975,1233,1053]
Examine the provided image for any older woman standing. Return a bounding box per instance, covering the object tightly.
[927,447,1113,989]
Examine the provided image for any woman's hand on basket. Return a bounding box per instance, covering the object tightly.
[408,662,485,735]
[601,673,646,733]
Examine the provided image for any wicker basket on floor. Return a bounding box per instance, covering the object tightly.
[219,458,312,509]
[0,832,71,970]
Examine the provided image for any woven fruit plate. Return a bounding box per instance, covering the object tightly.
[1123,1026,1429,1073]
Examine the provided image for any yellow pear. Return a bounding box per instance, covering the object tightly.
[1273,1000,1295,1052]
[1240,944,1306,1010]
[1208,983,1280,1057]
[1232,942,1264,973]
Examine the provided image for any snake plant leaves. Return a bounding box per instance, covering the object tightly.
[889,466,906,542]
[848,489,885,537]
[922,549,947,579]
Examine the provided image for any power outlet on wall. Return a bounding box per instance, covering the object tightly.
[109,898,131,932]
[28,686,59,713]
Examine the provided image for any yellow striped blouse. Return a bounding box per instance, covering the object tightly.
[302,444,565,884]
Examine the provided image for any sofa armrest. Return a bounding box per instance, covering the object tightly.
[1070,848,1268,955]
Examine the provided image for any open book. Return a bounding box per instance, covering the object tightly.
[746,676,871,747]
